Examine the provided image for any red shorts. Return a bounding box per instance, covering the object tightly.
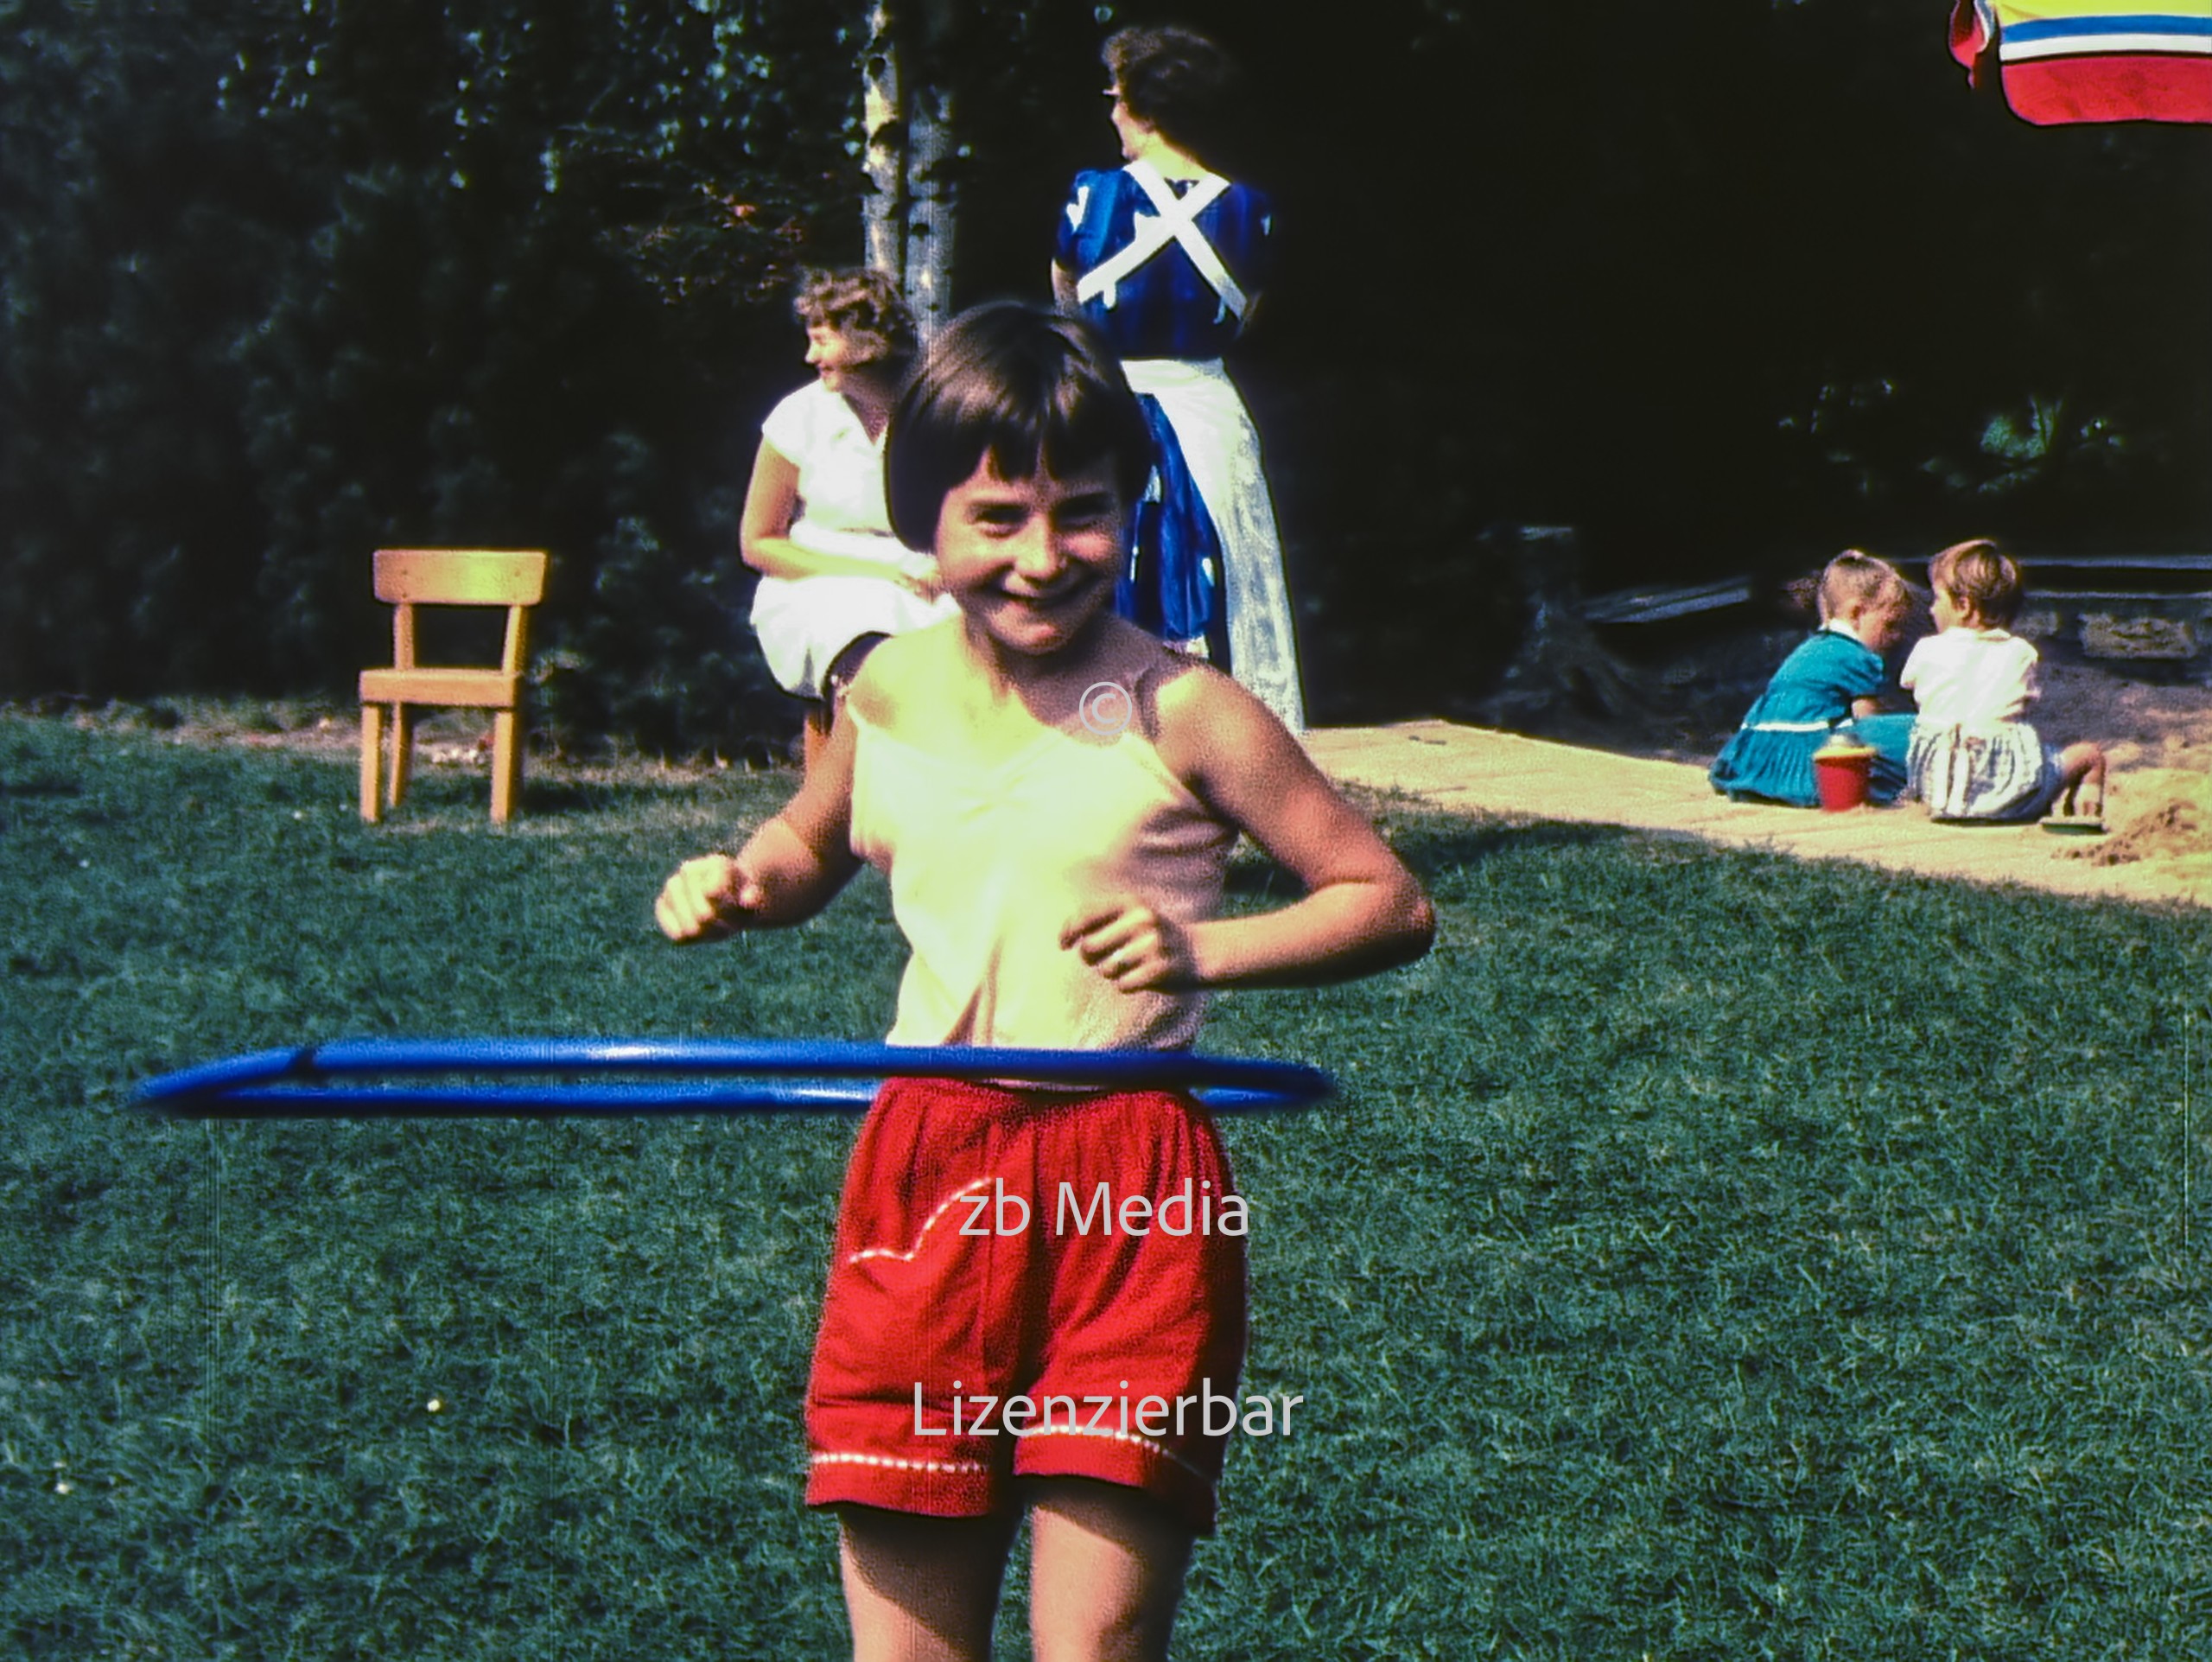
[804,1077,1247,1533]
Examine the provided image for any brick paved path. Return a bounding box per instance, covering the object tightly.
[1307,722,2206,910]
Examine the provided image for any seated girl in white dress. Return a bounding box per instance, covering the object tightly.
[1903,540,2107,826]
[740,269,957,767]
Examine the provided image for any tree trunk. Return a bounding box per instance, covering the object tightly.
[861,6,901,279]
[1475,525,1646,727]
[902,83,955,339]
[861,1,957,341]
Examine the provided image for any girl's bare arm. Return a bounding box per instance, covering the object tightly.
[657,710,862,941]
[739,438,929,587]
[1065,668,1434,991]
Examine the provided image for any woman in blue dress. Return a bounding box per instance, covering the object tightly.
[1052,24,1306,733]
[1710,552,1918,806]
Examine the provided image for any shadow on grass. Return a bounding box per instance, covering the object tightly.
[513,776,738,817]
[351,767,776,827]
[1227,817,1637,900]
[1393,816,1642,873]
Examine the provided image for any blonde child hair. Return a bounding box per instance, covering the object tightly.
[1817,550,1909,626]
[1928,539,2024,628]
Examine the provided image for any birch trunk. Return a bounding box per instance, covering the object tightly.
[902,84,955,340]
[859,0,957,341]
[861,3,901,279]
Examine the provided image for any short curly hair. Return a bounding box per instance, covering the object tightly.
[792,267,918,373]
[1104,24,1241,155]
[1929,538,2024,628]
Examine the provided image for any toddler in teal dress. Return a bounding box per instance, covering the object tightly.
[1710,552,1917,807]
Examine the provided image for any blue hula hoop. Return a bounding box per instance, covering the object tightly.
[136,1037,1333,1118]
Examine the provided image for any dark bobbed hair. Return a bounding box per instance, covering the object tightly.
[1105,24,1241,156]
[1929,538,2024,627]
[885,302,1154,551]
[793,266,918,372]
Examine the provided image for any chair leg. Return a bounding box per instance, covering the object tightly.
[490,710,522,824]
[359,704,385,822]
[388,706,414,808]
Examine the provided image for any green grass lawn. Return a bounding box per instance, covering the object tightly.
[3,713,2208,1660]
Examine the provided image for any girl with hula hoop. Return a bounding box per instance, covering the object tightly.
[657,302,1433,1661]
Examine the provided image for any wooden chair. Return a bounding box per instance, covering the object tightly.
[359,549,549,824]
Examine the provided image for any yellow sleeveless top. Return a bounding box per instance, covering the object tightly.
[848,702,1234,1051]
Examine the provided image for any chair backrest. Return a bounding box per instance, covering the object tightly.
[373,548,547,608]
[372,548,549,674]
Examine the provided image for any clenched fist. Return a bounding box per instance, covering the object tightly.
[655,854,764,943]
[1061,900,1198,992]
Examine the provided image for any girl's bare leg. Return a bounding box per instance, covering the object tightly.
[1026,1480,1195,1662]
[2054,741,2107,816]
[838,1506,1017,1662]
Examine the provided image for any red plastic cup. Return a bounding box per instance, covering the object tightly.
[1812,740,1876,812]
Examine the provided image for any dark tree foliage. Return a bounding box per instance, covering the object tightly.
[3,0,2206,735]
[3,0,865,748]
[0,3,289,694]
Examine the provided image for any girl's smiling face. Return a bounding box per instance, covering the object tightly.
[933,453,1127,658]
[804,323,866,392]
[1931,583,1974,632]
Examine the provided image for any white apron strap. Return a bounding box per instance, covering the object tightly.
[1074,161,1246,319]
